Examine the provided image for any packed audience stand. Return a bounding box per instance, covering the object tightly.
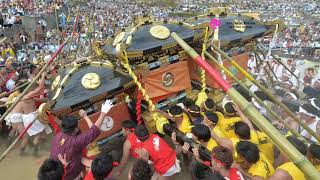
[0,0,320,180]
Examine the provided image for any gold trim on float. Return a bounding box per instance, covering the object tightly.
[150,25,170,40]
[38,103,50,124]
[113,32,126,47]
[81,73,101,90]
[51,75,61,91]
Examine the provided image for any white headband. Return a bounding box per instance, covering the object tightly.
[252,98,262,110]
[299,107,316,117]
[282,81,293,86]
[282,73,290,78]
[286,92,297,100]
[310,98,320,111]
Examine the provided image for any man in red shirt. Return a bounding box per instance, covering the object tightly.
[115,120,139,176]
[134,125,181,180]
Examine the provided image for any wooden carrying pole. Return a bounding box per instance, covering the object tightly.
[0,81,29,99]
[0,37,71,123]
[171,32,320,180]
[0,116,38,162]
[205,51,307,142]
[210,43,320,142]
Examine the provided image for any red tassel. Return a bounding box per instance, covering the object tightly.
[47,111,61,134]
[136,74,143,125]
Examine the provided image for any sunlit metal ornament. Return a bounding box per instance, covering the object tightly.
[81,73,101,89]
[113,32,126,46]
[233,20,246,32]
[51,75,61,90]
[162,72,174,87]
[38,103,50,124]
[150,25,170,40]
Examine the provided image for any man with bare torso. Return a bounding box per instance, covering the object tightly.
[6,72,48,155]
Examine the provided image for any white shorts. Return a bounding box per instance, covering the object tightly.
[22,112,45,136]
[162,158,181,176]
[152,159,181,179]
[4,113,23,126]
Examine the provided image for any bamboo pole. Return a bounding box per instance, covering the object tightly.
[0,81,29,99]
[270,53,300,81]
[171,32,320,180]
[254,49,275,86]
[205,51,308,142]
[210,43,320,142]
[0,116,38,162]
[252,43,278,85]
[0,37,7,43]
[0,37,71,123]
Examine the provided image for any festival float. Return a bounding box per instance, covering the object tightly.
[57,7,286,155]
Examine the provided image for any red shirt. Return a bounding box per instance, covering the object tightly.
[83,171,115,180]
[127,133,142,159]
[142,134,176,175]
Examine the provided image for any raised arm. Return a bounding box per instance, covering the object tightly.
[115,140,131,176]
[95,100,113,128]
[155,109,174,121]
[25,72,46,98]
[233,104,255,131]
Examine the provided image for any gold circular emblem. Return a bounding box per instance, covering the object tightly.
[38,103,50,124]
[162,72,174,87]
[113,32,126,46]
[233,20,246,32]
[150,25,170,39]
[51,75,61,90]
[81,73,101,90]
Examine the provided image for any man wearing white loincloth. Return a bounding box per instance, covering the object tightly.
[17,72,49,156]
[4,88,26,154]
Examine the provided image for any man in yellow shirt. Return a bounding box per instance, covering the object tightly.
[268,136,306,180]
[203,112,227,138]
[156,105,192,134]
[200,98,225,123]
[218,102,241,138]
[191,124,218,151]
[255,128,275,166]
[210,104,260,163]
[308,143,320,171]
[236,141,275,179]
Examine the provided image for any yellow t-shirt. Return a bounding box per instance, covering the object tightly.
[217,116,241,139]
[278,162,306,180]
[178,113,192,134]
[206,138,218,151]
[231,131,259,163]
[316,164,320,171]
[248,154,275,179]
[212,125,227,138]
[257,131,275,165]
[216,111,225,121]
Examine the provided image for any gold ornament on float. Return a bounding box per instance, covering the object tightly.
[113,32,126,46]
[162,72,174,87]
[51,75,61,90]
[150,25,170,40]
[82,73,101,89]
[233,20,246,32]
[38,103,50,124]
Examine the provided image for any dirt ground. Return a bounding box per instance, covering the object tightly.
[0,134,192,180]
